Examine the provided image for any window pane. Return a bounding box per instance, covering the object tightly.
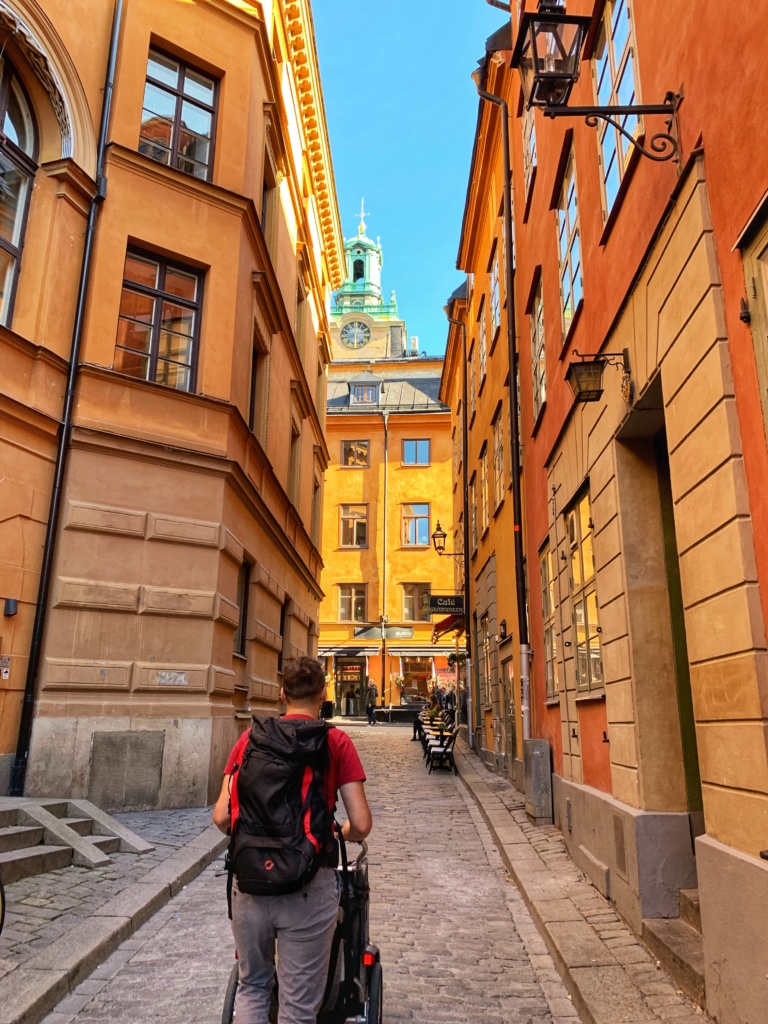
[125,254,159,288]
[158,330,194,365]
[142,82,177,123]
[179,101,212,143]
[155,360,191,391]
[183,68,215,106]
[4,79,34,157]
[161,301,195,336]
[418,440,429,462]
[0,246,15,324]
[416,518,429,545]
[147,52,180,88]
[164,267,198,300]
[612,0,630,56]
[617,59,636,108]
[403,440,415,463]
[0,154,27,245]
[114,346,150,379]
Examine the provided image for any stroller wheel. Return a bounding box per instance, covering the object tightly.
[366,962,383,1024]
[221,964,278,1023]
[221,964,238,1024]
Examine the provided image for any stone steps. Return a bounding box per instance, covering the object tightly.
[642,915,706,1009]
[0,824,45,853]
[0,798,154,884]
[0,844,72,884]
[679,887,701,933]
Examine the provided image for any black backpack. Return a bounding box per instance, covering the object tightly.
[228,716,336,897]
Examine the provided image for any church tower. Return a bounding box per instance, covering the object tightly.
[329,201,413,361]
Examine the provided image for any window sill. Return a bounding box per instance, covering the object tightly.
[598,143,642,247]
[575,691,606,703]
[339,546,369,551]
[544,697,561,707]
[531,400,546,438]
[522,167,537,224]
[488,324,502,358]
[560,299,584,357]
[469,410,476,429]
[233,652,248,663]
[401,545,431,550]
[478,374,487,397]
[492,497,505,518]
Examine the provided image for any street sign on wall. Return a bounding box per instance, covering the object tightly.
[353,625,415,640]
[428,595,464,616]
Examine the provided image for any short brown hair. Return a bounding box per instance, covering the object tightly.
[282,657,326,702]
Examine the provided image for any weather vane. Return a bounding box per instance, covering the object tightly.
[357,198,370,235]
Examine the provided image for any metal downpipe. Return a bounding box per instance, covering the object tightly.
[10,0,124,795]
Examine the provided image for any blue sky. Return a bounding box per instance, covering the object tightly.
[312,0,507,356]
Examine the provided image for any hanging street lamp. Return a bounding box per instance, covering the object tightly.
[511,0,682,164]
[565,348,632,404]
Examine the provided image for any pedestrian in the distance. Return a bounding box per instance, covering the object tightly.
[213,657,372,1024]
[365,678,378,726]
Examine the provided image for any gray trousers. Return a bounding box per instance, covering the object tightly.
[231,868,339,1024]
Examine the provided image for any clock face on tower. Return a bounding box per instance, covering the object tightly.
[340,321,371,349]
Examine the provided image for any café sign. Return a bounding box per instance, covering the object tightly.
[428,595,465,616]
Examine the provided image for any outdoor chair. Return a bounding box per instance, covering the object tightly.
[427,728,458,774]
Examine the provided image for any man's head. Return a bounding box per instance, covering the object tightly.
[281,657,326,705]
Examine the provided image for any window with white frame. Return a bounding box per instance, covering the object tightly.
[479,446,489,533]
[469,475,478,550]
[531,281,546,418]
[567,492,603,692]
[469,345,477,418]
[403,583,431,622]
[339,584,366,622]
[490,250,501,335]
[478,303,487,381]
[339,504,367,547]
[341,440,369,467]
[403,439,430,465]
[556,154,583,337]
[593,0,640,214]
[492,412,504,508]
[402,503,430,546]
[352,384,378,403]
[522,105,537,197]
[540,545,559,699]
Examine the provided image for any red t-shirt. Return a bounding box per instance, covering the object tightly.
[223,716,366,829]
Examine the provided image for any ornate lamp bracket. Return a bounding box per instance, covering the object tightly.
[544,90,683,168]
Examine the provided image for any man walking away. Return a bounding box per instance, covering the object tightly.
[365,678,378,726]
[213,657,372,1024]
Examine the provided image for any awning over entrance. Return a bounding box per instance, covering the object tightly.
[431,614,466,644]
[317,647,379,658]
[387,646,453,658]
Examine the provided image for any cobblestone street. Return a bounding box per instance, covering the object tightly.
[38,725,581,1024]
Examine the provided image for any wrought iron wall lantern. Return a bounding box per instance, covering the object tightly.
[566,348,632,404]
[510,0,682,164]
[431,521,464,563]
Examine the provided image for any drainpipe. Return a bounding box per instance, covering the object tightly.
[380,409,389,719]
[445,312,474,749]
[474,76,531,742]
[10,0,124,796]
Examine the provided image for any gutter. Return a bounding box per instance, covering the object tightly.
[10,0,124,795]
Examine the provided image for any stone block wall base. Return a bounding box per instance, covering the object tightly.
[0,752,12,795]
[696,833,768,1024]
[553,775,697,932]
[24,714,242,811]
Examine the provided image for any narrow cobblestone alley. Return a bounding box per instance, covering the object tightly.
[38,725,581,1024]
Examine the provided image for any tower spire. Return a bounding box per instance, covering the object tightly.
[357,198,370,236]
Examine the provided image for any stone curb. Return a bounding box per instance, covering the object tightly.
[0,824,227,1024]
[453,745,691,1024]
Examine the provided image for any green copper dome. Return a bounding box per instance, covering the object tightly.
[332,200,399,320]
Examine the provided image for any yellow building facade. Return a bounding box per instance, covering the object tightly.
[319,220,457,712]
[0,0,342,807]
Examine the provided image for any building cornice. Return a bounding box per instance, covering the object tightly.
[280,0,344,290]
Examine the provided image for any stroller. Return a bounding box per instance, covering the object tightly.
[221,831,382,1024]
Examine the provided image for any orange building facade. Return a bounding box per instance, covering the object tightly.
[319,221,457,711]
[0,0,342,809]
[448,2,768,1018]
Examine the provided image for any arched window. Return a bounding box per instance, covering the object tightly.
[0,58,37,324]
[353,258,364,282]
